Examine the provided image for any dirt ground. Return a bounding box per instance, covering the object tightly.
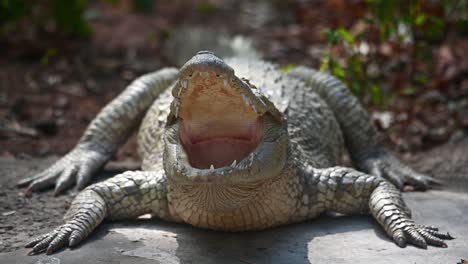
[0,158,71,252]
[0,157,136,253]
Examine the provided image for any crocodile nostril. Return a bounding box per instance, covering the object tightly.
[197,50,214,55]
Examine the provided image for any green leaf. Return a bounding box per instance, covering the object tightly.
[0,0,29,20]
[415,75,428,85]
[458,19,468,35]
[132,0,154,14]
[322,29,339,45]
[337,28,355,45]
[401,86,417,96]
[40,48,58,65]
[104,0,120,4]
[426,16,445,40]
[280,64,297,74]
[350,82,363,96]
[319,53,331,72]
[332,64,346,79]
[197,2,217,14]
[415,14,427,26]
[370,84,383,105]
[52,0,92,37]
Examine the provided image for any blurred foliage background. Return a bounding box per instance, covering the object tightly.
[0,0,467,160]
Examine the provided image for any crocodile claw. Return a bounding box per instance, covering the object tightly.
[18,147,109,196]
[361,152,441,191]
[26,211,97,255]
[391,222,454,249]
[26,225,80,255]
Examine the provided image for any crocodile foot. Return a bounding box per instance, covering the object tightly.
[360,152,441,191]
[390,221,454,248]
[17,146,109,195]
[26,221,88,255]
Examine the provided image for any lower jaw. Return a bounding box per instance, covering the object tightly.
[168,174,297,231]
[164,117,288,183]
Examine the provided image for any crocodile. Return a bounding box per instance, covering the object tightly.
[19,51,452,255]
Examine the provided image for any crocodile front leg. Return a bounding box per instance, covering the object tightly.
[288,67,439,190]
[26,169,172,255]
[18,68,178,194]
[369,178,452,248]
[295,166,453,248]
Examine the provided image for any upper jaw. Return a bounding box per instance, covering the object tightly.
[170,71,267,119]
[167,51,284,125]
[167,69,284,125]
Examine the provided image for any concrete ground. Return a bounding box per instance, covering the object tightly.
[1,137,468,264]
[2,190,468,264]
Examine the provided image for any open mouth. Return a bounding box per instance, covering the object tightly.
[178,71,263,169]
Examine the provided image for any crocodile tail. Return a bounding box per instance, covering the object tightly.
[164,26,259,66]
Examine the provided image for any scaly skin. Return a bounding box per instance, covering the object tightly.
[23,51,452,255]
[287,67,441,190]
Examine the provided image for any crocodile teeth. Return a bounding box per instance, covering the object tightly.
[180,80,188,89]
[210,164,215,171]
[241,93,251,106]
[231,160,237,167]
[224,79,228,88]
[249,154,254,163]
[252,104,258,114]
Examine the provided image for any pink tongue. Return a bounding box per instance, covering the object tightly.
[185,138,256,169]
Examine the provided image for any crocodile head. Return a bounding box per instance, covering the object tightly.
[164,51,289,186]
